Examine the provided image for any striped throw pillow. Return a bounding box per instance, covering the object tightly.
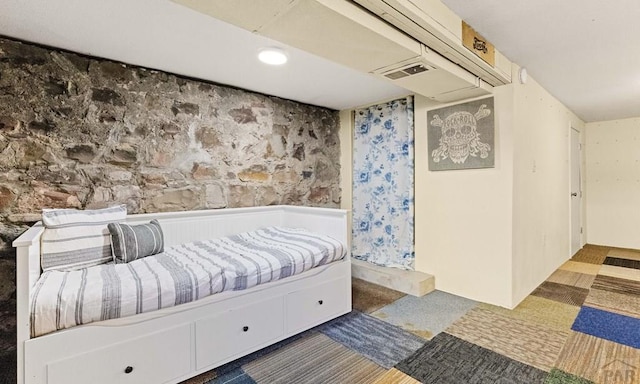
[41,205,127,271]
[108,220,164,263]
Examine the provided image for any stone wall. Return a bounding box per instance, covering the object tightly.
[0,37,341,377]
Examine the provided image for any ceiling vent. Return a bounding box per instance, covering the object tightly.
[372,45,491,103]
[384,63,432,80]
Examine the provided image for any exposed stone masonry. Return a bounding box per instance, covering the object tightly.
[0,37,341,375]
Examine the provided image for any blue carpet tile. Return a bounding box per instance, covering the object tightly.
[603,257,640,270]
[207,368,255,384]
[572,306,640,348]
[319,311,426,369]
[396,333,547,384]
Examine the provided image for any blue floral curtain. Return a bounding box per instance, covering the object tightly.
[352,97,415,270]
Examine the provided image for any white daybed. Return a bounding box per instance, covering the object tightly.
[13,205,351,384]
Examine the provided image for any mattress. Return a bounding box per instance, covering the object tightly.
[30,226,346,337]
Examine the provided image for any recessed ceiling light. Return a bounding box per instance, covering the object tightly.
[258,48,288,65]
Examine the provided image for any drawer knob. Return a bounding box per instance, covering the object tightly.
[124,366,133,374]
[243,326,249,332]
[318,300,323,305]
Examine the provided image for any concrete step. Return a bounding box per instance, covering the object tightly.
[351,259,435,297]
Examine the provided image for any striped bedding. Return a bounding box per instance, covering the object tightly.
[30,226,346,337]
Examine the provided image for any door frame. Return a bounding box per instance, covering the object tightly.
[569,125,583,257]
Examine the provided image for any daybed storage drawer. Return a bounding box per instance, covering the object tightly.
[46,324,191,384]
[195,296,284,370]
[286,277,350,332]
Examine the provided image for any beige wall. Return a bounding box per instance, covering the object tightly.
[416,70,585,308]
[340,69,586,308]
[414,92,515,308]
[510,74,585,305]
[585,117,640,249]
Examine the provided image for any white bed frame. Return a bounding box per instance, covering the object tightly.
[13,205,351,384]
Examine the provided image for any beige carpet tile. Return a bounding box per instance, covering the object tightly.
[584,288,640,319]
[445,307,569,372]
[531,281,590,307]
[352,278,406,314]
[179,370,216,384]
[592,274,640,296]
[555,331,640,384]
[559,260,602,275]
[372,368,422,384]
[599,265,640,282]
[608,248,640,262]
[478,295,580,332]
[243,332,386,384]
[546,269,596,290]
[571,244,611,265]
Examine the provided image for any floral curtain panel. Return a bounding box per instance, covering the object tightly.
[352,97,415,270]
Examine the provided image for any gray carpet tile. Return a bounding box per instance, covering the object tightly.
[318,311,426,369]
[396,333,547,384]
[371,290,477,339]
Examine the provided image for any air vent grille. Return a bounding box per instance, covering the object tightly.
[383,64,430,80]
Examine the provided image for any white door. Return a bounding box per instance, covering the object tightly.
[570,128,582,256]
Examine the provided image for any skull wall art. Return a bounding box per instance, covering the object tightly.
[427,97,495,171]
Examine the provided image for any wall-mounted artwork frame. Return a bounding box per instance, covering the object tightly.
[428,97,495,171]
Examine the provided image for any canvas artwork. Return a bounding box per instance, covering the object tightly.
[428,97,495,171]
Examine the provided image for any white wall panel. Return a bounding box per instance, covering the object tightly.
[585,117,640,249]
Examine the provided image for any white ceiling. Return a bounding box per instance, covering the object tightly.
[1,0,639,122]
[0,0,409,111]
[441,0,640,122]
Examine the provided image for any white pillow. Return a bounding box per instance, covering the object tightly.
[40,205,127,271]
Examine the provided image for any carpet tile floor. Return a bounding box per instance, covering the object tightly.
[372,369,422,384]
[570,244,610,265]
[531,281,590,306]
[446,307,569,371]
[555,332,640,383]
[572,307,640,349]
[559,260,603,275]
[546,269,596,289]
[477,295,580,332]
[396,333,548,384]
[608,249,640,261]
[544,368,595,384]
[318,311,426,369]
[174,244,640,384]
[352,278,406,314]
[242,332,386,384]
[370,290,477,340]
[599,264,640,282]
